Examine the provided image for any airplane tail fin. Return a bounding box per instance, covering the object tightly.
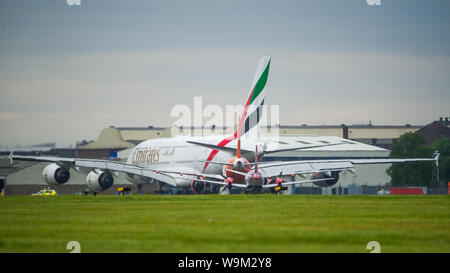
[235,56,271,138]
[201,57,270,172]
[236,116,242,158]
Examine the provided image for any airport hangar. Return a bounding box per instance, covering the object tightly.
[2,119,449,195]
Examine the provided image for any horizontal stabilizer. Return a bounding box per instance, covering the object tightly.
[188,140,253,154]
[263,142,347,154]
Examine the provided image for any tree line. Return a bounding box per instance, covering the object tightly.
[387,132,450,187]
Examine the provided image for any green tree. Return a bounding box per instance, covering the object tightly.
[431,136,450,184]
[386,132,434,186]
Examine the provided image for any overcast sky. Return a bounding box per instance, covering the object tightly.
[1,0,449,147]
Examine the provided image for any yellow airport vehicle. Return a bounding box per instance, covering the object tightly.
[31,189,57,196]
[115,187,132,196]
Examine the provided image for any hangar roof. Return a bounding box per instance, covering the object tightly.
[416,121,450,145]
[77,126,171,149]
[77,127,135,150]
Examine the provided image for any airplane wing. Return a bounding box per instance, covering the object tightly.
[10,154,226,188]
[9,154,75,164]
[11,153,438,191]
[175,176,248,188]
[262,177,334,188]
[256,160,354,178]
[11,154,180,187]
[257,156,438,178]
[178,155,438,189]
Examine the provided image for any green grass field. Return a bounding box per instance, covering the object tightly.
[0,194,449,253]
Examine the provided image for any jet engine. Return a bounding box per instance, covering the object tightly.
[312,171,340,187]
[86,170,114,193]
[190,180,205,194]
[42,163,70,186]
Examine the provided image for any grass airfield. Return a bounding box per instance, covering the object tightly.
[0,194,449,253]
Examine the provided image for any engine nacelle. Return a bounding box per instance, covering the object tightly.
[190,180,205,194]
[42,163,70,186]
[86,170,114,193]
[312,171,340,187]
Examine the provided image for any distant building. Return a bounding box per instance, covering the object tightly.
[77,122,423,159]
[273,124,421,150]
[416,118,450,146]
[76,126,169,159]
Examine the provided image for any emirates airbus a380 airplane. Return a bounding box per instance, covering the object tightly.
[11,57,438,194]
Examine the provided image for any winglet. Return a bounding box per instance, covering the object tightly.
[434,152,440,168]
[9,152,13,165]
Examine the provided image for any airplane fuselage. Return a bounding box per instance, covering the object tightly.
[125,135,260,187]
